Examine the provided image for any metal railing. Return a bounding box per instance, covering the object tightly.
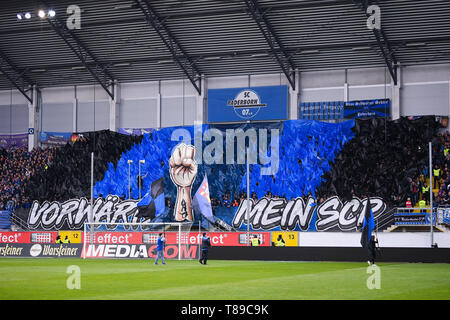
[10,212,29,230]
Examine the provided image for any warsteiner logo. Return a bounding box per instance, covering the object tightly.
[227,89,267,120]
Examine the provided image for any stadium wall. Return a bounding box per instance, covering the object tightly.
[298,232,450,248]
[1,243,449,262]
[208,246,450,263]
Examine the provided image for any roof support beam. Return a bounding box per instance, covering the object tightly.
[355,0,398,85]
[134,0,202,95]
[244,0,296,90]
[0,50,35,103]
[42,3,115,99]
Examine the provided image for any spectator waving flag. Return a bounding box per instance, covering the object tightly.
[360,197,375,249]
[136,177,165,219]
[193,174,215,224]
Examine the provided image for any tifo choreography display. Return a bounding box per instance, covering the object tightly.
[8,117,440,235]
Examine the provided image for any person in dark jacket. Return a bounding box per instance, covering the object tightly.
[368,234,379,266]
[199,233,211,265]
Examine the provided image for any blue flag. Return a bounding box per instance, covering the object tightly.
[193,175,214,224]
[136,177,165,219]
[360,198,375,249]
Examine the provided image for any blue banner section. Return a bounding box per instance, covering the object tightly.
[207,85,288,123]
[93,119,356,230]
[299,99,390,120]
[0,211,11,230]
[394,211,436,225]
[443,209,450,224]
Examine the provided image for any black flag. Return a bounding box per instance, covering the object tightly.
[136,177,165,219]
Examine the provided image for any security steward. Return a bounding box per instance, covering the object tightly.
[433,165,441,187]
[419,198,427,213]
[422,185,430,203]
[251,235,260,246]
[276,234,286,247]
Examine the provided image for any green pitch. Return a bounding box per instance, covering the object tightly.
[0,258,449,300]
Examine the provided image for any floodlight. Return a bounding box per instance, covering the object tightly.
[38,10,46,18]
[24,12,31,19]
[48,9,56,17]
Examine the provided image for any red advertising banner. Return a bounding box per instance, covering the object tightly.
[83,232,143,244]
[0,231,271,247]
[0,232,29,243]
[203,232,270,247]
[84,232,270,246]
[0,231,57,244]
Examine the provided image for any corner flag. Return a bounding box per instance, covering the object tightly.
[136,177,165,219]
[193,174,214,224]
[360,197,375,249]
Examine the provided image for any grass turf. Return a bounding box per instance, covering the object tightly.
[0,258,449,300]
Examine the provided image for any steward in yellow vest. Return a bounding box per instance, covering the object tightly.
[276,235,286,247]
[433,168,440,177]
[433,166,441,187]
[251,236,260,246]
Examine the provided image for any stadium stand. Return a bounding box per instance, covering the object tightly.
[0,146,56,209]
[433,131,450,207]
[22,130,142,203]
[318,117,439,204]
[4,116,443,233]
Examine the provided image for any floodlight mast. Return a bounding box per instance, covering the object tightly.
[128,160,134,199]
[139,159,145,199]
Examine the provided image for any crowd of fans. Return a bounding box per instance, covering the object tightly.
[431,131,450,207]
[0,146,56,210]
[399,130,450,208]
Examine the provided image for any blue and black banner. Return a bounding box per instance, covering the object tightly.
[343,99,390,119]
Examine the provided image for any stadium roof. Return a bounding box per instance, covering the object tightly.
[0,0,449,96]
